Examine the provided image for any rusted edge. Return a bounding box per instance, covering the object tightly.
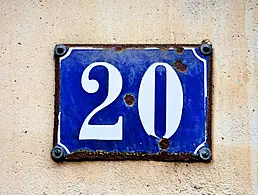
[206,46,213,160]
[64,43,200,49]
[64,151,210,163]
[53,53,60,148]
[52,44,212,162]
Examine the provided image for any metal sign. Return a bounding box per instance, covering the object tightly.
[52,42,212,162]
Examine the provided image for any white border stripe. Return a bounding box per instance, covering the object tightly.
[194,141,206,154]
[192,48,207,98]
[58,112,70,154]
[60,47,104,62]
[144,47,159,50]
[191,48,208,154]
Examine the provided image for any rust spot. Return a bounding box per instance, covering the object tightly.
[115,46,126,52]
[159,46,169,51]
[158,138,170,150]
[174,60,187,72]
[201,39,211,44]
[124,94,135,106]
[176,47,184,54]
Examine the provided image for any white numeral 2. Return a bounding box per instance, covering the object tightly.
[79,62,183,140]
[79,62,123,140]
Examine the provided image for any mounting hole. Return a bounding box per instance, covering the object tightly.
[124,94,135,106]
[200,43,212,55]
[158,138,170,150]
[54,44,68,56]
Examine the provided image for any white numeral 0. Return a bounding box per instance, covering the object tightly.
[79,62,183,140]
[138,63,183,139]
[79,62,123,140]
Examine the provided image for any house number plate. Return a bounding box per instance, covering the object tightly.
[52,43,212,162]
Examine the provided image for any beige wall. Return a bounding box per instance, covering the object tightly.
[0,0,257,194]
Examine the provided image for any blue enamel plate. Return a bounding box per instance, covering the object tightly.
[52,44,212,162]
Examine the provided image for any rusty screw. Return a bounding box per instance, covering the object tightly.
[199,148,211,160]
[54,44,68,57]
[51,146,64,162]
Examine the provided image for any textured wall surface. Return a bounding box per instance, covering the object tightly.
[0,0,257,194]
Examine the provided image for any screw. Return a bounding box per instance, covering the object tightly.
[54,44,68,57]
[51,146,64,162]
[199,148,211,161]
[200,43,212,55]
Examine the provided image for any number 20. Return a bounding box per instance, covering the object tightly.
[79,62,183,140]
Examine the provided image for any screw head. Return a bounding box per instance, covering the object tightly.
[54,44,68,57]
[51,146,64,162]
[200,43,212,55]
[199,148,211,160]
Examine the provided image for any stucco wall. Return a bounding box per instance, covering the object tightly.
[0,0,257,194]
